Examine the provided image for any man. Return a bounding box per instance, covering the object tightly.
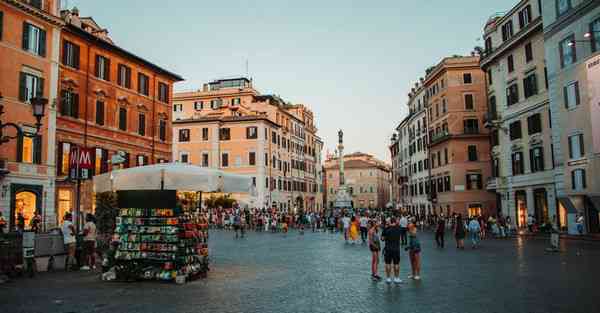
[341,214,351,242]
[399,214,408,246]
[0,212,7,234]
[359,214,369,244]
[82,214,97,270]
[62,213,76,271]
[435,215,445,248]
[468,217,481,249]
[527,214,535,233]
[381,217,402,284]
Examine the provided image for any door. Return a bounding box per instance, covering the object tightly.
[10,184,43,231]
[534,189,549,225]
[515,190,527,228]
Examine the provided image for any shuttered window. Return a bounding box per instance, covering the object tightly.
[0,11,4,41]
[22,22,46,56]
[19,72,44,103]
[159,119,166,141]
[95,101,104,125]
[60,90,78,118]
[138,113,146,136]
[117,64,132,88]
[95,55,110,81]
[118,108,127,131]
[62,40,80,69]
[138,73,149,96]
[527,113,542,135]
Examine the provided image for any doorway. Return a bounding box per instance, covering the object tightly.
[533,189,549,225]
[10,184,43,231]
[515,190,527,228]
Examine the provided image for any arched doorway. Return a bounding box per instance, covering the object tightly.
[10,184,43,231]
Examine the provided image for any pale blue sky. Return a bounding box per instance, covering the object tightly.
[68,0,509,161]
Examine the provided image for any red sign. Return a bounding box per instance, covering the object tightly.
[69,147,94,169]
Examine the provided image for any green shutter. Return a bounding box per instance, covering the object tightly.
[37,77,44,97]
[73,93,79,118]
[39,28,46,57]
[19,72,27,102]
[74,44,80,69]
[33,135,42,164]
[22,22,30,51]
[16,133,23,162]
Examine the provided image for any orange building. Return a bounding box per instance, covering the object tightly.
[425,56,496,217]
[0,0,63,230]
[53,8,182,225]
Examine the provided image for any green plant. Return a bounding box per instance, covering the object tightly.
[95,192,118,234]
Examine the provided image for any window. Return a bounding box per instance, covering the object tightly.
[95,148,108,175]
[506,83,519,106]
[463,119,479,134]
[231,98,241,106]
[484,37,492,54]
[491,129,499,147]
[210,99,221,109]
[492,158,499,177]
[527,113,542,135]
[138,73,149,96]
[507,55,515,73]
[19,72,44,103]
[468,145,478,161]
[510,121,522,140]
[194,101,203,110]
[0,11,3,41]
[136,155,148,166]
[118,108,127,131]
[487,69,493,85]
[441,98,447,113]
[159,119,166,141]
[502,21,513,41]
[444,176,451,191]
[179,129,190,142]
[556,0,572,17]
[95,55,110,81]
[512,152,524,175]
[530,147,544,172]
[58,142,71,175]
[95,101,104,125]
[117,64,132,88]
[571,169,586,190]
[559,35,576,68]
[591,18,600,53]
[568,134,585,159]
[22,22,46,56]
[158,82,169,103]
[180,153,189,164]
[246,127,258,139]
[219,128,231,140]
[17,133,41,164]
[221,153,229,167]
[523,73,538,98]
[518,5,532,29]
[138,113,145,136]
[272,131,277,144]
[464,94,474,110]
[249,152,256,166]
[201,128,209,141]
[525,42,533,63]
[466,174,482,190]
[62,40,80,69]
[489,96,497,119]
[202,153,209,167]
[463,73,472,84]
[60,89,78,118]
[173,104,183,112]
[563,81,580,109]
[544,67,549,89]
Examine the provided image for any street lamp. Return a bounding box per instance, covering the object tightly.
[567,31,600,47]
[0,92,48,145]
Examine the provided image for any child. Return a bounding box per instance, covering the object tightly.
[406,220,421,280]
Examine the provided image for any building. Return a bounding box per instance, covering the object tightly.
[542,0,600,233]
[54,8,183,226]
[425,56,496,217]
[324,152,391,209]
[390,116,410,210]
[172,78,323,212]
[0,0,63,230]
[480,0,556,229]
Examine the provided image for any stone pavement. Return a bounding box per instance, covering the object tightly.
[1,229,599,313]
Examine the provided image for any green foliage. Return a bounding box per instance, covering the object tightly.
[95,191,118,234]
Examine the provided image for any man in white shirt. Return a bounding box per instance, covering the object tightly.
[62,213,76,271]
[399,215,409,246]
[359,215,369,244]
[341,215,351,242]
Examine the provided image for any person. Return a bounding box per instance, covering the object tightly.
[239,213,246,238]
[349,216,359,243]
[30,212,42,233]
[17,212,25,233]
[0,212,7,234]
[435,215,445,248]
[381,217,402,284]
[367,220,382,281]
[454,214,466,249]
[359,214,369,244]
[399,214,408,246]
[233,214,241,238]
[341,214,351,242]
[548,214,560,252]
[81,214,97,270]
[406,220,421,280]
[62,213,76,271]
[527,214,535,233]
[576,214,585,235]
[468,217,481,249]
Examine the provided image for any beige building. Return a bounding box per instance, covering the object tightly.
[172,78,323,212]
[324,152,391,209]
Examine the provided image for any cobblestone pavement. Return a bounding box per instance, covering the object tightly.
[1,229,599,313]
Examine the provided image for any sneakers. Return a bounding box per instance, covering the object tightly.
[414,276,421,280]
[385,277,392,284]
[407,274,413,279]
[371,274,382,281]
[393,277,403,284]
[80,266,90,271]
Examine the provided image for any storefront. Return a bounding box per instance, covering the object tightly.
[515,190,527,228]
[9,184,42,231]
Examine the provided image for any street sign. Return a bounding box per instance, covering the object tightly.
[69,147,94,180]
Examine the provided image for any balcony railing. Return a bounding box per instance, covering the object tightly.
[463,128,480,135]
[429,130,450,145]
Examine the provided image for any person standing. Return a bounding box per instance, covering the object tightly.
[62,213,76,271]
[0,212,7,234]
[16,213,25,234]
[81,214,97,270]
[368,220,382,281]
[359,214,369,244]
[342,214,351,243]
[468,217,481,249]
[435,215,445,248]
[233,213,241,238]
[399,214,408,246]
[406,221,421,280]
[381,217,402,284]
[454,214,466,249]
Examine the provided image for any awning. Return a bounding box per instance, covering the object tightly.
[589,196,600,212]
[558,197,578,213]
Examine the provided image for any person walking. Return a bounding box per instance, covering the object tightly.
[342,214,351,243]
[81,214,97,270]
[454,214,466,249]
[435,215,445,248]
[62,213,76,271]
[234,214,241,238]
[399,214,408,246]
[468,217,481,249]
[406,220,421,280]
[359,214,369,244]
[381,217,402,284]
[368,220,382,281]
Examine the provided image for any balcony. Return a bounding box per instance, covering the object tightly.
[429,130,450,145]
[486,177,498,190]
[463,128,480,135]
[483,112,500,128]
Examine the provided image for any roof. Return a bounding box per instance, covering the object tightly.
[64,24,184,82]
[172,115,280,127]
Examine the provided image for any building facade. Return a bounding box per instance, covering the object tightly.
[0,0,63,230]
[172,78,323,212]
[54,8,182,226]
[324,152,391,209]
[481,0,556,229]
[542,0,600,233]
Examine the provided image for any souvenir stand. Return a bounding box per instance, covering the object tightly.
[93,163,252,283]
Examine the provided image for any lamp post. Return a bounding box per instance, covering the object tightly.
[0,93,47,145]
[567,31,600,47]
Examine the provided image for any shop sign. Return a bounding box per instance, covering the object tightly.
[69,147,94,180]
[586,55,600,154]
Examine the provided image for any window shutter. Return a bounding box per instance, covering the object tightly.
[95,55,100,77]
[104,58,110,81]
[582,170,587,189]
[466,175,471,190]
[563,86,569,109]
[126,67,131,88]
[22,22,29,50]
[62,40,68,64]
[539,149,544,171]
[518,11,524,28]
[117,65,122,86]
[0,11,3,41]
[579,134,585,155]
[74,44,80,69]
[16,133,23,162]
[39,28,46,57]
[19,72,27,102]
[568,136,574,159]
[571,171,576,189]
[37,77,44,97]
[477,175,482,189]
[73,93,79,118]
[529,149,535,172]
[574,82,580,105]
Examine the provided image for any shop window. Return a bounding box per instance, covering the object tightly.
[15,191,37,230]
[95,148,108,175]
[468,204,482,218]
[57,189,72,224]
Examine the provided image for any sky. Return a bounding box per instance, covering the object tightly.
[67,0,510,162]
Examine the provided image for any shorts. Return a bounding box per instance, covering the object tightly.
[65,243,76,256]
[384,249,400,265]
[83,240,96,255]
[369,245,380,253]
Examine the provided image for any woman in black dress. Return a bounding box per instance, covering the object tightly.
[454,214,466,249]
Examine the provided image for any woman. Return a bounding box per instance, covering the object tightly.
[454,214,466,249]
[349,216,359,243]
[368,220,381,281]
[406,220,421,280]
